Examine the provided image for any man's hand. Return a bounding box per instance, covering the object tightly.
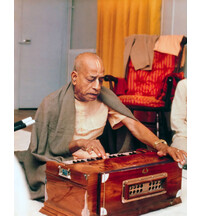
[69,139,107,159]
[73,149,99,159]
[156,143,187,165]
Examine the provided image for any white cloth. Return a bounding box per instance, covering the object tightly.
[170,79,187,152]
[14,156,44,216]
[14,130,31,151]
[72,99,126,141]
[14,156,31,216]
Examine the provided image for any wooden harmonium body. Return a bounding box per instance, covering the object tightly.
[40,149,182,216]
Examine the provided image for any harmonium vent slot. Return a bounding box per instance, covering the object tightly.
[122,172,168,203]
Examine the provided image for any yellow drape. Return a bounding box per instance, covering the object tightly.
[96,0,162,85]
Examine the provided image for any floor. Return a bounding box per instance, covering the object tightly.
[14,109,37,132]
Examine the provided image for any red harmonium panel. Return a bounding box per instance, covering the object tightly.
[40,149,182,216]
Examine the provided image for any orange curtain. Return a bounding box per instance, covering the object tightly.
[96,0,162,83]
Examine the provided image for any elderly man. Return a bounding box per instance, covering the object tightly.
[15,52,186,201]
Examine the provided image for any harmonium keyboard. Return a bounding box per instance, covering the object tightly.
[40,149,182,216]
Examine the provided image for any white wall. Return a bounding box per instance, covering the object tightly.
[71,0,97,49]
[161,0,187,77]
[14,0,23,109]
[161,0,187,35]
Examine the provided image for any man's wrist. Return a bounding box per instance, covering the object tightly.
[153,139,168,149]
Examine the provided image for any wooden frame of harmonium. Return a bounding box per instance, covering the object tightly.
[40,149,182,216]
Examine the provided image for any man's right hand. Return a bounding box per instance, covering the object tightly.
[72,149,98,159]
[69,139,107,159]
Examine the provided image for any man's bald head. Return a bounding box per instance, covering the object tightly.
[73,52,103,73]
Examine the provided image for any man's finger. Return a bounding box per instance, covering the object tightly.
[157,150,167,157]
[94,146,106,159]
[168,149,181,163]
[175,150,186,165]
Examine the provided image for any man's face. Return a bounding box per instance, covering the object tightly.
[72,56,104,102]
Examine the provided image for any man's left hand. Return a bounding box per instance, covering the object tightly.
[157,144,187,165]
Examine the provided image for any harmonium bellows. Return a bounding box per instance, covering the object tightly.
[40,149,182,216]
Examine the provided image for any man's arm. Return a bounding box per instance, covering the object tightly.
[122,117,187,165]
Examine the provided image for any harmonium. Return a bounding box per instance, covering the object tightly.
[40,149,182,216]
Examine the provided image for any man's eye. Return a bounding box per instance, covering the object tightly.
[88,79,94,82]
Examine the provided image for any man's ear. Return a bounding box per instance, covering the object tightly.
[71,71,78,85]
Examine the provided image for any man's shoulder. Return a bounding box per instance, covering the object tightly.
[178,78,187,88]
[176,79,187,96]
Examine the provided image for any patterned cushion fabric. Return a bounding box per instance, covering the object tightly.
[118,95,165,108]
[126,51,178,98]
[156,71,185,101]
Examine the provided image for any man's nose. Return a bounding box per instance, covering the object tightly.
[93,79,101,91]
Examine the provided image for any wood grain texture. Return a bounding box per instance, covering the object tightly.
[40,150,182,216]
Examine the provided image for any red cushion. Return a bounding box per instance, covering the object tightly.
[119,95,165,108]
[126,51,178,98]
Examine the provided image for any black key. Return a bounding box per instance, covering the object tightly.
[117,154,125,157]
[109,155,117,158]
[129,152,136,155]
[76,160,82,163]
[87,158,95,161]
